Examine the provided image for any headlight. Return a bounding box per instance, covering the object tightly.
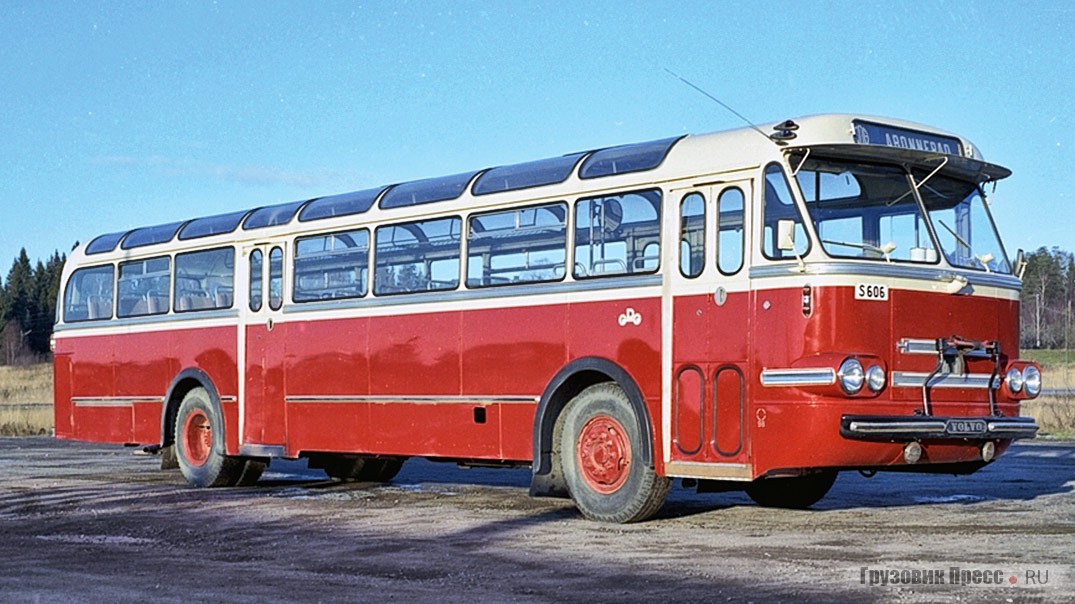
[1006,367,1024,393]
[866,365,886,393]
[1023,365,1042,398]
[838,358,865,395]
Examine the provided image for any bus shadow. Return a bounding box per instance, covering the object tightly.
[657,442,1075,519]
[244,442,1075,519]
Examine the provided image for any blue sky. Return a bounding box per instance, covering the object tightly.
[2,1,1073,271]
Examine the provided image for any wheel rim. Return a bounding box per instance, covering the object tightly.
[576,414,631,494]
[182,409,212,467]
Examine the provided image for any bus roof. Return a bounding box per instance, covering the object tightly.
[80,114,1005,257]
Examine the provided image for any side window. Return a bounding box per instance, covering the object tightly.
[249,250,263,312]
[174,248,235,312]
[467,202,567,288]
[268,247,284,311]
[717,188,745,275]
[762,164,809,260]
[294,229,369,302]
[679,193,705,278]
[574,189,662,278]
[63,265,115,322]
[118,256,171,318]
[375,217,461,295]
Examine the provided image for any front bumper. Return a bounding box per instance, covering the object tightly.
[840,414,1039,442]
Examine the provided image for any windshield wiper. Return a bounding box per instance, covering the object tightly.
[821,239,897,262]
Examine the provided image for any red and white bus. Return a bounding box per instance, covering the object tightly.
[54,114,1041,522]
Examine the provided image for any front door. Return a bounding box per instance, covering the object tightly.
[240,243,287,450]
[668,178,753,473]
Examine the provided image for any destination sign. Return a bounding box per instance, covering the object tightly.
[853,120,964,156]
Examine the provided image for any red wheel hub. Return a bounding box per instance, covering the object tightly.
[182,410,212,467]
[576,415,631,494]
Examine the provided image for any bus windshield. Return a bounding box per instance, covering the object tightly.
[793,156,1011,273]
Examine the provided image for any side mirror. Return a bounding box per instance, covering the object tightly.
[777,219,796,251]
[1014,248,1028,280]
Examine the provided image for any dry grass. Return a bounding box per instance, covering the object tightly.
[1023,350,1075,390]
[0,364,53,436]
[1022,396,1075,438]
[0,405,52,436]
[0,364,53,403]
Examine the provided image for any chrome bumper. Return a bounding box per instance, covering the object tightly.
[840,414,1039,442]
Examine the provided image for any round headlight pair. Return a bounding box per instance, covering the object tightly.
[1007,365,1042,398]
[1023,365,1042,398]
[838,359,886,395]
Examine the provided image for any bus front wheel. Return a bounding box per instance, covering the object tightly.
[174,387,245,488]
[745,471,838,509]
[558,383,670,523]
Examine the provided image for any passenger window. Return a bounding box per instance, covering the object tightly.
[117,256,171,318]
[679,193,705,278]
[574,189,662,278]
[248,250,263,312]
[467,203,567,288]
[63,265,115,322]
[762,164,809,260]
[269,247,284,311]
[375,217,461,295]
[718,188,745,275]
[294,229,369,302]
[174,248,235,312]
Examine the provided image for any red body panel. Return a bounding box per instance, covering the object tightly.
[55,326,237,448]
[55,278,1027,480]
[281,297,660,461]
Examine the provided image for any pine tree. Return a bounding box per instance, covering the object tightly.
[0,249,66,363]
[1,249,35,363]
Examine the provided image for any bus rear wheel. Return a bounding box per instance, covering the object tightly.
[558,383,670,523]
[745,471,838,509]
[174,387,245,488]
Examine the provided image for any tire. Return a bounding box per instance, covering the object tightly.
[174,387,244,488]
[362,458,404,482]
[320,455,404,482]
[235,459,267,486]
[558,383,670,523]
[745,471,838,509]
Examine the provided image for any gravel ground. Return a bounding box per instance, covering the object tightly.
[0,437,1072,603]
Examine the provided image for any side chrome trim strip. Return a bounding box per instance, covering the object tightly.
[760,368,836,387]
[285,395,540,405]
[71,396,163,407]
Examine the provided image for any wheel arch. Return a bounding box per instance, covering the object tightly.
[530,357,655,496]
[161,368,224,448]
